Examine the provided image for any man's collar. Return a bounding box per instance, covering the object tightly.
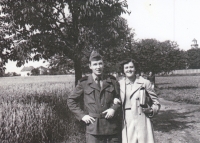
[92,73,103,81]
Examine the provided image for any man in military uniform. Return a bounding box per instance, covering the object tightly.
[68,50,121,143]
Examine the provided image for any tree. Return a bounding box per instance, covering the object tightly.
[132,39,160,73]
[0,66,5,77]
[81,17,135,75]
[158,40,187,73]
[0,16,13,74]
[48,54,74,74]
[31,68,40,75]
[187,48,200,69]
[168,49,188,70]
[131,39,186,74]
[0,0,129,85]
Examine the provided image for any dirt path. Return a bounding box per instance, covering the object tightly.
[154,98,200,143]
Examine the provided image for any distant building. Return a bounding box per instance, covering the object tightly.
[21,66,34,76]
[191,38,199,48]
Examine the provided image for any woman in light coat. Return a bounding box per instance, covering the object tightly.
[115,59,160,143]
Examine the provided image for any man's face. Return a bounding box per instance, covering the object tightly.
[89,60,104,76]
[124,61,135,78]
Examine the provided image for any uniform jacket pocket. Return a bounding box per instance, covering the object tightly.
[105,87,114,103]
[84,88,95,104]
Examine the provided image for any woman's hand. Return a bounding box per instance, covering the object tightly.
[102,108,115,119]
[113,98,121,104]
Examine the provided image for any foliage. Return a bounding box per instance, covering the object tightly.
[3,72,20,77]
[0,0,129,85]
[186,48,200,69]
[81,18,135,75]
[31,68,40,75]
[170,49,188,70]
[48,54,74,75]
[101,23,135,74]
[0,62,5,77]
[131,39,187,74]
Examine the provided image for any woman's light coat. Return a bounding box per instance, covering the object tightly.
[119,77,160,143]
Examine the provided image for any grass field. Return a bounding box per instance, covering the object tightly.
[0,75,200,143]
[156,75,200,104]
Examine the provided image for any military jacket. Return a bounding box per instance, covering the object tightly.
[67,74,121,135]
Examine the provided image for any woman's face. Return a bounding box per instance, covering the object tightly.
[123,61,135,78]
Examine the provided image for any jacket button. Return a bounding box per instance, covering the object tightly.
[101,104,104,107]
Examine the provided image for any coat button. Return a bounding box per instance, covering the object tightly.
[101,104,104,107]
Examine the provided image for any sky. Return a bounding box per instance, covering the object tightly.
[123,0,200,50]
[5,0,200,73]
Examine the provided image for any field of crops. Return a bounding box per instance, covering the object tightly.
[1,75,200,143]
[0,75,85,143]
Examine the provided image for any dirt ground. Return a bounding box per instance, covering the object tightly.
[153,98,200,143]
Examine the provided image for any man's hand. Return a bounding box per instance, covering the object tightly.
[113,98,121,104]
[82,115,95,124]
[102,108,115,119]
[142,107,153,114]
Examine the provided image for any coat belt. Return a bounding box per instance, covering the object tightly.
[124,108,131,110]
[89,113,106,118]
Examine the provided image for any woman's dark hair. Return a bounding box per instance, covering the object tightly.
[119,58,139,74]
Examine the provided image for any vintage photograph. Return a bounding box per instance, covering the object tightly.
[0,0,200,143]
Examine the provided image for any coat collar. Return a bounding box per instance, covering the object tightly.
[87,74,100,90]
[120,77,144,103]
[101,77,111,91]
[87,74,112,91]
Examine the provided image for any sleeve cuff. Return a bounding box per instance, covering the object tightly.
[111,104,120,111]
[77,113,86,121]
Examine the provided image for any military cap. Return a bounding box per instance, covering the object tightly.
[89,50,102,61]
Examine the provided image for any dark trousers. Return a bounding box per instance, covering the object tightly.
[86,133,120,143]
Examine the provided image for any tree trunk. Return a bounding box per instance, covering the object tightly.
[74,58,82,86]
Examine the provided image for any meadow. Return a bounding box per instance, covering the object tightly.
[156,75,200,104]
[0,75,200,143]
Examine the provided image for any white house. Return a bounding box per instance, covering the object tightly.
[21,66,34,76]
